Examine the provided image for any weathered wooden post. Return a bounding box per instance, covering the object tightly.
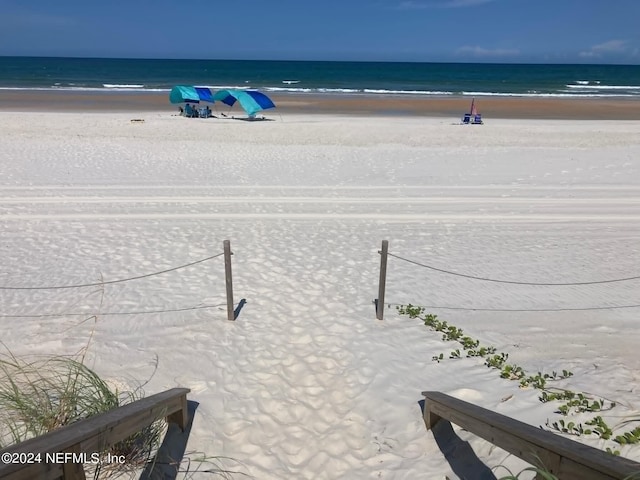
[223,240,234,321]
[376,240,388,320]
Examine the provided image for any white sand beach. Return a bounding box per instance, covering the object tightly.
[0,111,639,478]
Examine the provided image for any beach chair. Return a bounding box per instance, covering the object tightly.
[462,113,471,124]
[472,114,483,124]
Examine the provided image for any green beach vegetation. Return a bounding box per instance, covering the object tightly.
[398,304,640,473]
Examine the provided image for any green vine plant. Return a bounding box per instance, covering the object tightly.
[397,304,639,453]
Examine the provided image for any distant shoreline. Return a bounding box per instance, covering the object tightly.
[1,90,640,119]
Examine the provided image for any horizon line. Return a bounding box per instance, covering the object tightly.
[1,55,639,67]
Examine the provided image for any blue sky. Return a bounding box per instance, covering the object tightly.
[0,0,638,64]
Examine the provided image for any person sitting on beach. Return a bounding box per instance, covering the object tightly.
[205,106,212,118]
[178,106,184,116]
[184,104,196,118]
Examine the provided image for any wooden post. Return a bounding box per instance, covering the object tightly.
[376,240,388,320]
[423,400,442,430]
[62,444,86,480]
[224,240,234,321]
[166,392,189,431]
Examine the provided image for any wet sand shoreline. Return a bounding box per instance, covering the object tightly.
[1,89,640,119]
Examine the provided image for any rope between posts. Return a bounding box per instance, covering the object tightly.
[385,301,640,312]
[387,252,640,286]
[0,252,224,290]
[0,303,229,318]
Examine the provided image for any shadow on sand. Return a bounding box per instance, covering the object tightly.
[233,116,274,122]
[139,400,199,480]
[234,298,247,320]
[419,399,497,480]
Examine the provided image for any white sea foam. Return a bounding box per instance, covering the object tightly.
[362,89,453,95]
[462,90,637,98]
[0,86,164,92]
[103,84,145,89]
[566,84,640,90]
[318,88,360,93]
[1,83,638,98]
[265,87,314,93]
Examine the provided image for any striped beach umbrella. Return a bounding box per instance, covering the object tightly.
[212,89,276,117]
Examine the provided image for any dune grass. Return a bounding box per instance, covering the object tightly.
[0,346,167,477]
[0,354,118,443]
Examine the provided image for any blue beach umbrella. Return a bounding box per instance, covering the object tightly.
[194,87,214,103]
[212,89,275,116]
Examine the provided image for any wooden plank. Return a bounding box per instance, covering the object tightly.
[0,388,190,479]
[424,391,622,475]
[425,392,615,479]
[422,391,639,480]
[79,394,187,453]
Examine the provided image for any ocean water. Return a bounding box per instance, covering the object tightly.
[1,56,640,98]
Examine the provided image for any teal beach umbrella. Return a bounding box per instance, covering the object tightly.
[169,85,200,104]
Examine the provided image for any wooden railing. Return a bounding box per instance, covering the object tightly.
[0,387,190,480]
[422,391,640,480]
